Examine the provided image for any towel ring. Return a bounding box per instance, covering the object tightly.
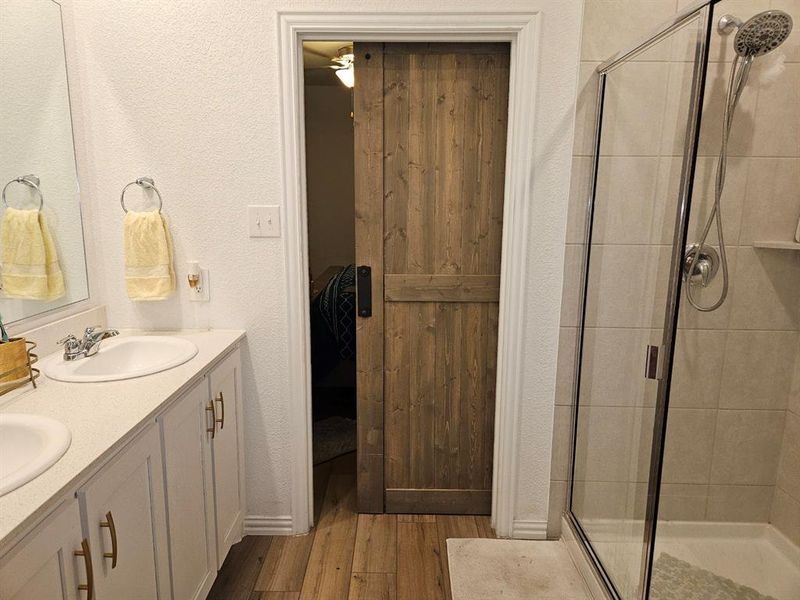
[2,175,44,210]
[120,177,163,213]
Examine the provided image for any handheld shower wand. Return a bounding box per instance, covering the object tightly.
[684,10,793,312]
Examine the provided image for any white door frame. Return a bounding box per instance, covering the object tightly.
[278,9,571,538]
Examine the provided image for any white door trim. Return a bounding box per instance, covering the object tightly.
[277,10,567,537]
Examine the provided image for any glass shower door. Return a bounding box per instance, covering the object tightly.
[568,8,710,599]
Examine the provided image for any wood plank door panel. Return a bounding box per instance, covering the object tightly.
[355,42,509,514]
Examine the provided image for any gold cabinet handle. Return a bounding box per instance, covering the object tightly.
[206,401,216,438]
[100,510,118,568]
[215,392,225,430]
[74,538,94,600]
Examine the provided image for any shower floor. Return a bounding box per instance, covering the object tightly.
[583,520,800,600]
[653,522,800,600]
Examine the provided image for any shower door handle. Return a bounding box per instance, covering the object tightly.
[645,345,664,380]
[357,265,372,318]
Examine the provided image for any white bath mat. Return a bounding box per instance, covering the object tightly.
[447,538,590,599]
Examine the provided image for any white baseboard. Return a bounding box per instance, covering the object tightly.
[511,519,548,540]
[243,515,294,536]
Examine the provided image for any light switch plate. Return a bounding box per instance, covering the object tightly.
[248,205,281,238]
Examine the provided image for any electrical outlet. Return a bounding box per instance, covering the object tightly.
[248,205,281,238]
[187,267,210,302]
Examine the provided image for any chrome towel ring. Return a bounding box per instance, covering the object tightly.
[120,177,163,213]
[2,175,44,210]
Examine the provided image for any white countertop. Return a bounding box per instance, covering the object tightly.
[0,329,246,550]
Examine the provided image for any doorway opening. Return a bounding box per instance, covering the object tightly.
[303,41,358,495]
[303,39,510,519]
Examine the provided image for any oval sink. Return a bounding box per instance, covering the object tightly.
[43,336,198,383]
[0,414,71,496]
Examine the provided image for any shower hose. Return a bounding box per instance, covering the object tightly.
[686,53,754,312]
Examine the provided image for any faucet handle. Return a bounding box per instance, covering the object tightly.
[58,334,80,348]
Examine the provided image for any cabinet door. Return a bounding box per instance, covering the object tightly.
[209,348,244,566]
[79,424,170,600]
[160,379,217,600]
[0,499,83,600]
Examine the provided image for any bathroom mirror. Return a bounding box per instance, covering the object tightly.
[0,0,89,324]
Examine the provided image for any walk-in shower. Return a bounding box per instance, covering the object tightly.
[567,1,800,599]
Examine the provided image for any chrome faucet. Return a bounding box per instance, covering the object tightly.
[58,327,120,361]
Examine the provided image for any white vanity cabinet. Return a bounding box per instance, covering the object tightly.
[159,380,217,600]
[0,335,245,600]
[0,499,84,600]
[158,347,245,599]
[78,423,170,600]
[208,348,244,566]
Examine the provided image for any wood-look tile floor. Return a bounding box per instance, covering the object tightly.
[208,453,495,600]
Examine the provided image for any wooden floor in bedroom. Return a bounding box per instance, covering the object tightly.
[207,452,495,600]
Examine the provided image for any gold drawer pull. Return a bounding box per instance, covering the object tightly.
[215,392,225,430]
[206,402,216,438]
[100,510,118,568]
[74,538,94,600]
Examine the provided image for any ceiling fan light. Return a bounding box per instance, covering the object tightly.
[335,64,354,88]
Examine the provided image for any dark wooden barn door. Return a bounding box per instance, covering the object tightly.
[354,42,509,514]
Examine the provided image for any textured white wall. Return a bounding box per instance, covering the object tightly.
[61,0,582,527]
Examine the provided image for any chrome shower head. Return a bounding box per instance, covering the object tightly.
[734,10,793,57]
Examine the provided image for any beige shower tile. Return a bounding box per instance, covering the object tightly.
[579,327,656,408]
[719,330,798,410]
[601,62,671,157]
[696,60,759,157]
[670,329,726,408]
[662,409,716,484]
[750,63,800,157]
[583,244,670,329]
[581,0,677,62]
[573,406,653,483]
[592,157,663,245]
[650,156,746,249]
[729,246,800,330]
[706,484,775,521]
[660,60,703,156]
[658,484,709,521]
[550,405,574,482]
[687,155,747,243]
[571,480,630,521]
[547,481,568,539]
[739,158,800,245]
[559,244,585,327]
[770,487,800,546]
[566,156,593,244]
[710,409,785,485]
[771,0,800,62]
[790,345,800,417]
[776,411,800,500]
[556,327,578,406]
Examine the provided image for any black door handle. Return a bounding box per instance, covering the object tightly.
[357,265,372,318]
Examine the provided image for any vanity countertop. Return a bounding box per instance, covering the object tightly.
[0,329,246,550]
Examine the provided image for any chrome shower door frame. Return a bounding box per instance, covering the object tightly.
[565,2,717,598]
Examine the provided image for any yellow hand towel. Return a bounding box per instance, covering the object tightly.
[1,207,65,300]
[124,210,176,301]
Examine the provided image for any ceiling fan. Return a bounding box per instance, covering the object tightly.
[330,46,354,88]
[304,44,354,88]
